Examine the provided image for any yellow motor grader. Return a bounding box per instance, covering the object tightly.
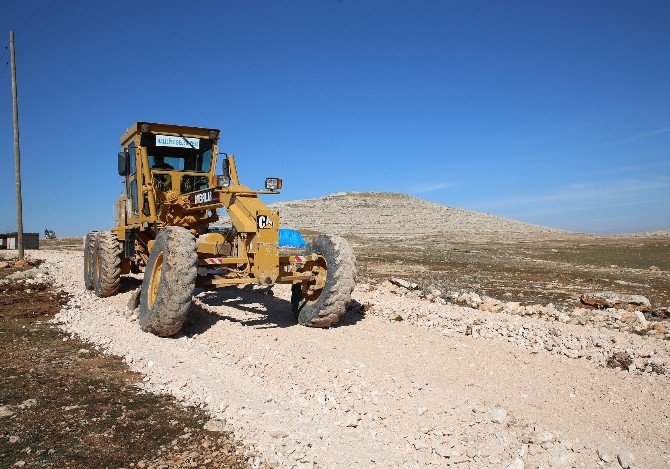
[84,122,356,336]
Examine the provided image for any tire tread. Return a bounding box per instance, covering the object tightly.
[297,235,357,328]
[93,231,121,297]
[139,227,197,337]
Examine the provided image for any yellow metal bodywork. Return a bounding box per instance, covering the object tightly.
[114,122,307,287]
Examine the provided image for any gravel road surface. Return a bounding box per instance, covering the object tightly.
[36,250,670,468]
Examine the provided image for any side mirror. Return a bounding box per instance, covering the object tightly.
[217,156,231,187]
[216,153,230,187]
[117,151,129,176]
[221,157,229,178]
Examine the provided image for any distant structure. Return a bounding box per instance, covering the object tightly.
[0,232,39,250]
[44,229,56,239]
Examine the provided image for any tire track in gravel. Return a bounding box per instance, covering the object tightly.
[39,250,670,468]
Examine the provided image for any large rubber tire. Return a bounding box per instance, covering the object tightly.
[83,232,98,290]
[92,231,122,297]
[293,235,357,328]
[139,227,197,337]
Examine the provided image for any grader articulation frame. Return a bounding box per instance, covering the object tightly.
[84,122,356,336]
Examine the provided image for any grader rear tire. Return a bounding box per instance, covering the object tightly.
[83,231,98,290]
[92,231,122,297]
[293,235,357,328]
[139,227,197,337]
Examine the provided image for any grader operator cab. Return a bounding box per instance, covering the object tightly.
[84,122,356,336]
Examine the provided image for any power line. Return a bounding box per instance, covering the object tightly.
[16,0,49,36]
[21,0,75,53]
[0,0,48,77]
[0,0,73,81]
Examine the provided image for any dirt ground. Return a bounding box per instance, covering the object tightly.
[0,263,250,469]
[45,234,670,310]
[350,235,670,309]
[19,233,670,468]
[41,237,83,251]
[19,249,670,468]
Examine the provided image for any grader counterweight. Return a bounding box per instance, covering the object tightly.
[84,122,356,336]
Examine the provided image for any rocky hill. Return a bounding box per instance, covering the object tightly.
[619,229,670,238]
[266,191,575,243]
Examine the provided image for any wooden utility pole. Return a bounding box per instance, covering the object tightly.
[9,31,24,260]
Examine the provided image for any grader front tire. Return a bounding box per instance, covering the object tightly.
[92,231,122,297]
[293,235,357,328]
[139,227,197,337]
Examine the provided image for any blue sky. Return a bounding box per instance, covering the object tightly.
[1,0,668,236]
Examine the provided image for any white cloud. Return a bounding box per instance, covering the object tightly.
[603,161,670,174]
[507,196,667,218]
[615,127,670,144]
[408,181,458,194]
[474,177,670,210]
[461,177,670,232]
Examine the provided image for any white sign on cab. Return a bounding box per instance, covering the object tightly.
[155,134,200,149]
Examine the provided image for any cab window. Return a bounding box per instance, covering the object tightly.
[181,175,210,194]
[128,143,137,174]
[127,143,138,216]
[129,180,138,215]
[147,139,213,172]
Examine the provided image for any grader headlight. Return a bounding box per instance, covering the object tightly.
[265,178,282,191]
[217,175,231,187]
